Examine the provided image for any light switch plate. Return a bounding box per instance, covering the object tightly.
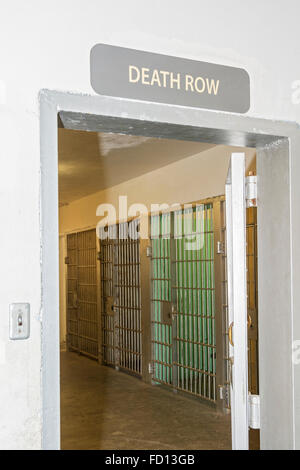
[9,303,30,340]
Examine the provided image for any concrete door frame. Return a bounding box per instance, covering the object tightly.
[40,90,300,450]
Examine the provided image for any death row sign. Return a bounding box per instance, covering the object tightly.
[128,65,220,95]
[90,44,250,113]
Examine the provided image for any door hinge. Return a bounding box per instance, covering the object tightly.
[97,251,103,261]
[146,245,152,258]
[248,393,260,429]
[64,256,70,265]
[217,241,225,254]
[245,174,257,208]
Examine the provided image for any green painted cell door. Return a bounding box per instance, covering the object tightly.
[150,202,220,404]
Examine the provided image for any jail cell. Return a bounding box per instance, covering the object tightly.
[66,233,79,352]
[100,220,142,376]
[150,211,172,387]
[150,202,217,403]
[65,200,258,408]
[66,229,98,359]
[100,225,115,367]
[219,202,230,408]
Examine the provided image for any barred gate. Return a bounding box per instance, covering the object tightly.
[150,202,218,403]
[99,220,142,376]
[66,233,79,352]
[174,205,216,400]
[66,229,98,359]
[100,225,115,366]
[151,211,172,386]
[150,199,258,405]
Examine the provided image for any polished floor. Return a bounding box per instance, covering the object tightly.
[60,351,231,450]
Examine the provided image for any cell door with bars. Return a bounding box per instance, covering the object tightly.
[66,228,98,359]
[99,220,142,376]
[66,233,79,352]
[150,201,222,404]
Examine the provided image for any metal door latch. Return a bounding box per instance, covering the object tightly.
[217,241,225,254]
[248,393,260,429]
[148,362,154,375]
[161,301,172,324]
[146,245,152,258]
[106,296,114,315]
[245,174,257,208]
[219,384,230,404]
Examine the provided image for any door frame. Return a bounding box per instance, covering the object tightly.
[225,153,249,449]
[40,90,300,450]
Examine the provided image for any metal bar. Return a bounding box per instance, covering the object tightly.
[113,225,119,369]
[141,216,152,383]
[96,233,102,364]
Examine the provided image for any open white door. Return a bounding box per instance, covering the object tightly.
[225,153,249,450]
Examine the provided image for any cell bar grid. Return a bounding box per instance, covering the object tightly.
[174,204,216,401]
[100,225,116,366]
[150,212,172,386]
[66,229,98,359]
[150,204,217,402]
[100,220,142,376]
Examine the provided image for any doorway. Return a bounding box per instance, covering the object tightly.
[40,90,298,450]
[58,124,257,449]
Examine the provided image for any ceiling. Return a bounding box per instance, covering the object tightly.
[58,128,215,205]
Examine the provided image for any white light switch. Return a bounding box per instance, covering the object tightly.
[9,303,30,340]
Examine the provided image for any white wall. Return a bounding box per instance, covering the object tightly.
[0,0,300,449]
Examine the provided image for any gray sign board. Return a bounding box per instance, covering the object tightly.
[90,44,250,114]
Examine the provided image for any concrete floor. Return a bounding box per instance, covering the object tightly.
[61,351,231,450]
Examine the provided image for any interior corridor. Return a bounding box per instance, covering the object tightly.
[60,352,231,450]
